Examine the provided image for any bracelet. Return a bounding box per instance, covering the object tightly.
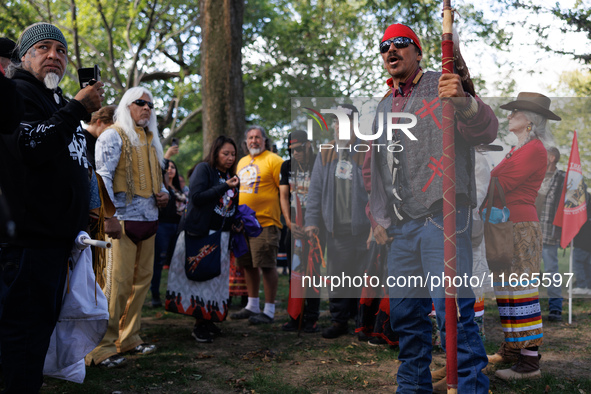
[456,94,478,120]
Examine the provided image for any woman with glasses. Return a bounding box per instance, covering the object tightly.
[485,93,561,380]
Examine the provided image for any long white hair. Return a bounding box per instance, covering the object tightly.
[113,87,164,166]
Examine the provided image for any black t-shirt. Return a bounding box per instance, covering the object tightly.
[280,159,312,211]
[209,170,237,231]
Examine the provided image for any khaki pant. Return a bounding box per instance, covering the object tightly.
[86,223,155,365]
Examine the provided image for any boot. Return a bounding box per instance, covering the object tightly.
[431,365,446,382]
[321,322,348,339]
[432,377,447,394]
[495,354,541,381]
[487,342,521,364]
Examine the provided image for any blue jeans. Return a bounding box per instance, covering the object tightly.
[0,245,69,393]
[151,222,179,300]
[387,206,489,393]
[573,247,591,289]
[542,244,562,312]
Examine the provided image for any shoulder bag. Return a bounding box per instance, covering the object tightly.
[483,177,514,271]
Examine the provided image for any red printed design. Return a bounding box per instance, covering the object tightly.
[186,244,219,274]
[415,98,442,129]
[422,156,443,192]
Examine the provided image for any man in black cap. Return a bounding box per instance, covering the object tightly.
[0,37,16,71]
[0,37,23,136]
[0,22,103,393]
[279,130,321,333]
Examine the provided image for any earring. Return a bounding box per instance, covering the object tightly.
[527,123,532,131]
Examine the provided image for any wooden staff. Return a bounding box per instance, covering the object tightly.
[442,0,458,392]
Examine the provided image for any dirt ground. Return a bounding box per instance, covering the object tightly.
[136,297,591,393]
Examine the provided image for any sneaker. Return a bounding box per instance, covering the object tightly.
[303,320,320,333]
[248,313,274,325]
[204,321,222,336]
[368,337,388,346]
[192,325,213,343]
[98,354,127,368]
[231,308,257,320]
[357,331,369,342]
[282,319,299,332]
[322,322,348,339]
[129,343,156,355]
[548,310,562,322]
[572,287,591,295]
[151,298,163,308]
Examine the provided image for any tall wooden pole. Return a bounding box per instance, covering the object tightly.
[442,1,458,392]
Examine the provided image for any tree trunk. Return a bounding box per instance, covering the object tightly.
[200,0,245,155]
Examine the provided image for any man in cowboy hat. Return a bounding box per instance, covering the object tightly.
[369,23,498,393]
[0,22,104,393]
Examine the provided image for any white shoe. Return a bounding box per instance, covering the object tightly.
[571,287,590,295]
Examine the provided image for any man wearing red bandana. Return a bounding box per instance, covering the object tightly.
[369,24,498,393]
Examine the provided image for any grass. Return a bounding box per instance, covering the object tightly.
[3,252,586,393]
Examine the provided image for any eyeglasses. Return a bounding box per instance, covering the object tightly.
[508,109,521,118]
[132,99,154,109]
[292,145,305,153]
[379,37,416,54]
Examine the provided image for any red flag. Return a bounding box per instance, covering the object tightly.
[553,130,587,248]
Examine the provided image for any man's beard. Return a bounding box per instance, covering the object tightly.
[44,72,61,90]
[248,147,262,156]
[136,118,150,128]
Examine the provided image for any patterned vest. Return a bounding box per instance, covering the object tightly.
[112,125,163,203]
[373,71,475,220]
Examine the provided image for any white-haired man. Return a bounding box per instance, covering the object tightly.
[86,87,168,367]
[232,126,284,324]
[0,22,103,392]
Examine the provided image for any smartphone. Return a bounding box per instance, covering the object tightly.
[77,65,101,89]
[171,138,179,147]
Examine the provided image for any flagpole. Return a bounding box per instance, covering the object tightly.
[569,240,573,324]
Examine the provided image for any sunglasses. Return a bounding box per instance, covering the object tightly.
[508,109,521,118]
[379,37,416,54]
[292,145,305,153]
[132,99,154,109]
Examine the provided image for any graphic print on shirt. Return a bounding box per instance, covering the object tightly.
[215,176,237,218]
[289,170,311,209]
[238,164,260,194]
[68,126,89,168]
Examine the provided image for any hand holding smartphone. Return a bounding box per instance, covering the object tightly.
[77,65,101,89]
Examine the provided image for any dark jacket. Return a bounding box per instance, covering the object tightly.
[304,140,370,236]
[0,69,91,247]
[0,72,24,135]
[184,162,239,238]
